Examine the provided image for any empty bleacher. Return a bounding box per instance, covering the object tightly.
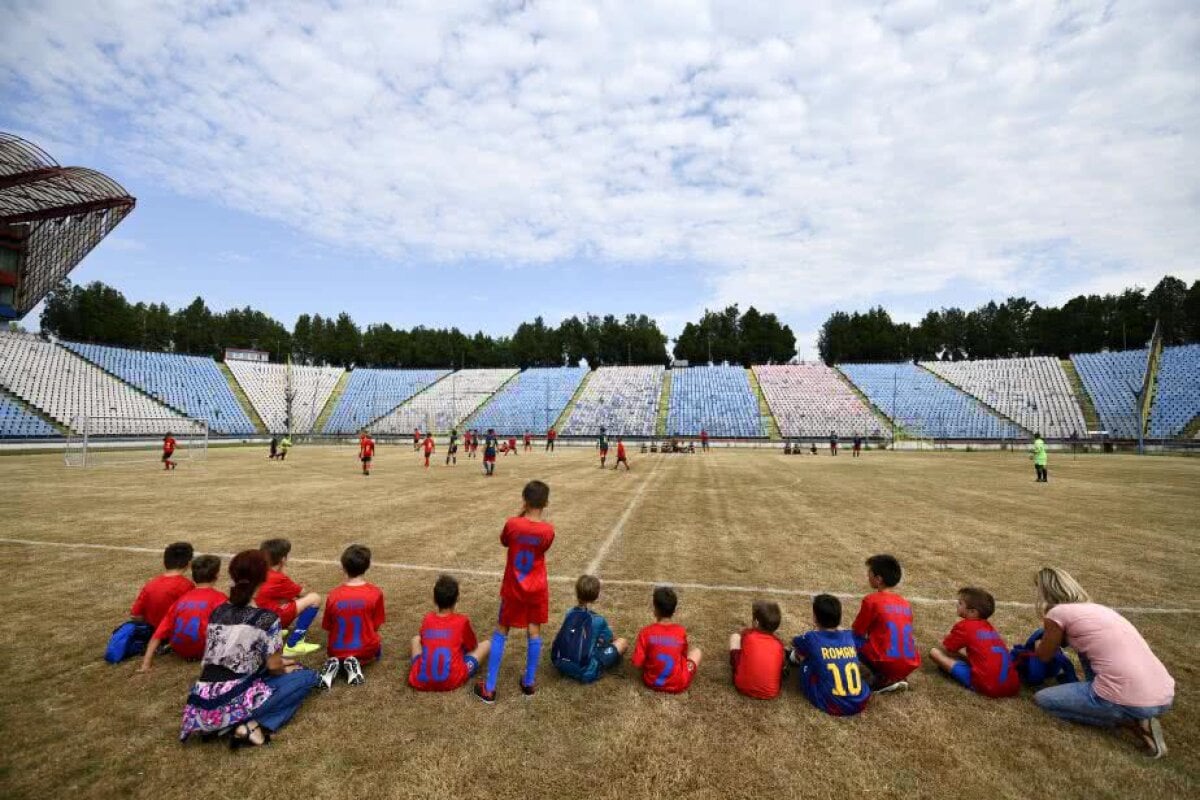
[63,341,256,435]
[839,362,1023,439]
[0,391,59,437]
[755,363,884,437]
[369,368,518,434]
[666,365,763,437]
[0,332,186,434]
[1150,344,1200,439]
[922,357,1086,438]
[322,368,448,434]
[1070,349,1148,438]
[562,366,663,437]
[467,366,589,435]
[226,360,344,434]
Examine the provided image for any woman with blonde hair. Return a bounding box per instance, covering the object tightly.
[1031,567,1174,758]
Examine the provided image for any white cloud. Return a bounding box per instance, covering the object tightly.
[2,0,1197,326]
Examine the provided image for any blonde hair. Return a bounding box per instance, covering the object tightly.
[1035,567,1090,616]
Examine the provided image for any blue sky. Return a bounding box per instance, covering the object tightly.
[3,1,1197,361]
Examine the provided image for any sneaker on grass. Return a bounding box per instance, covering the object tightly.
[283,640,321,657]
[344,656,365,686]
[320,658,340,690]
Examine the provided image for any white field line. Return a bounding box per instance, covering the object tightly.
[585,457,666,575]
[2,536,1197,616]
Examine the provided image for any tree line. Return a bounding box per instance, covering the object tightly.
[818,275,1200,364]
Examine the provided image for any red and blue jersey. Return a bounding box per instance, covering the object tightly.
[793,629,871,716]
[632,621,693,693]
[130,573,194,628]
[852,591,920,683]
[408,612,478,691]
[500,516,554,604]
[153,586,227,660]
[942,619,1020,697]
[321,582,386,660]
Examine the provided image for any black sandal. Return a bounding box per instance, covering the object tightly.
[229,721,270,750]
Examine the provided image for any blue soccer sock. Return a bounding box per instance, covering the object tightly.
[524,636,543,688]
[286,606,319,647]
[484,631,507,693]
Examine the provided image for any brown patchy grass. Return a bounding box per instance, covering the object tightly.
[0,446,1196,799]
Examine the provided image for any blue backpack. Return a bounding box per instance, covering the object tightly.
[105,621,154,664]
[551,608,595,672]
[1011,628,1078,687]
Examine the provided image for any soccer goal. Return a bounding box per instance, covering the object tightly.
[64,416,209,467]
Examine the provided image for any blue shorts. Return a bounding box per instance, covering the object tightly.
[464,655,480,678]
[950,661,972,689]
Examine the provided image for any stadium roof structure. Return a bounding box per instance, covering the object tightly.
[0,132,135,319]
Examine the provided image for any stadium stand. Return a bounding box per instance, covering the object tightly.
[322,368,448,434]
[1069,349,1148,439]
[226,360,343,434]
[838,362,1023,439]
[666,365,763,437]
[0,331,186,434]
[0,391,58,437]
[755,363,884,438]
[62,341,256,435]
[369,368,518,434]
[562,366,663,437]
[922,357,1087,438]
[466,366,589,435]
[1150,344,1200,439]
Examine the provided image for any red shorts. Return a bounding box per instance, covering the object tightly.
[862,654,919,685]
[483,454,495,463]
[276,601,297,628]
[498,594,549,628]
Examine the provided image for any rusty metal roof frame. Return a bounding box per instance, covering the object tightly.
[0,132,136,317]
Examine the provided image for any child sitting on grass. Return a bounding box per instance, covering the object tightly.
[729,600,786,699]
[929,587,1020,698]
[632,586,703,693]
[552,575,627,683]
[409,575,491,692]
[139,555,226,671]
[319,544,386,688]
[790,594,871,716]
[255,538,322,656]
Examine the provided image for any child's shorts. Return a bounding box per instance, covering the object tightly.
[949,661,972,689]
[498,595,549,628]
[277,602,298,628]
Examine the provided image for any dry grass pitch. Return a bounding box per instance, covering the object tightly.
[1,445,1196,799]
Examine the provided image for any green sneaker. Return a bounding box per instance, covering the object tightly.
[283,641,321,657]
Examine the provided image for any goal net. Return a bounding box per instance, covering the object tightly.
[65,416,209,467]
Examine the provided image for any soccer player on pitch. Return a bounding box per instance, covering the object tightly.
[597,427,609,468]
[359,431,375,476]
[523,430,532,452]
[613,437,630,470]
[545,426,556,452]
[482,429,498,476]
[422,432,435,468]
[446,428,459,466]
[162,432,177,470]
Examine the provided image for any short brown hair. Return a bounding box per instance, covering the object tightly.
[260,538,291,566]
[752,601,781,632]
[576,574,601,604]
[341,544,371,578]
[191,555,221,584]
[523,480,550,509]
[958,587,996,620]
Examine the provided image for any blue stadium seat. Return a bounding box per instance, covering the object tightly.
[1150,344,1200,438]
[666,365,763,437]
[467,366,589,435]
[1070,349,1148,438]
[0,394,58,438]
[324,368,448,434]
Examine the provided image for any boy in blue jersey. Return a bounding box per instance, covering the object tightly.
[789,594,871,716]
[552,575,628,683]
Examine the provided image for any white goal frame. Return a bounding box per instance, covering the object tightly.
[64,416,209,467]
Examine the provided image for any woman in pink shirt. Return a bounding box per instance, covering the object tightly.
[1032,568,1175,758]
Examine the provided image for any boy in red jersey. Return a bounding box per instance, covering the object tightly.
[545,426,556,452]
[256,538,323,656]
[138,555,225,671]
[358,431,375,476]
[161,432,177,470]
[700,429,709,452]
[523,430,532,452]
[729,600,786,699]
[929,587,1020,698]
[632,586,703,693]
[475,480,554,703]
[412,428,421,451]
[853,554,920,692]
[320,544,386,688]
[507,435,518,456]
[422,432,435,468]
[613,437,630,470]
[410,574,491,692]
[129,542,194,629]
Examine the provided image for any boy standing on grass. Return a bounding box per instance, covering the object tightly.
[359,431,375,476]
[852,554,920,692]
[632,586,703,693]
[422,432,435,468]
[729,601,786,699]
[929,587,1020,698]
[790,594,871,716]
[139,555,226,671]
[162,432,177,470]
[256,538,322,656]
[320,544,386,688]
[613,437,630,470]
[475,480,555,703]
[482,429,498,476]
[598,427,610,468]
[409,575,491,692]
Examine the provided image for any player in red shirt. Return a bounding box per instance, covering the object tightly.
[256,538,323,656]
[413,428,421,451]
[129,541,195,629]
[138,555,226,670]
[729,601,785,699]
[852,554,920,692]
[410,574,491,692]
[475,480,554,703]
[545,426,556,452]
[358,431,375,476]
[930,587,1020,698]
[700,428,709,452]
[162,432,177,470]
[319,544,386,688]
[632,586,703,694]
[613,437,630,471]
[422,432,435,468]
[506,435,518,456]
[523,430,532,452]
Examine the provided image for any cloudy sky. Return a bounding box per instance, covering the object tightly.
[3,0,1197,358]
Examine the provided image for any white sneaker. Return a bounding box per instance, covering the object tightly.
[319,658,340,690]
[874,680,909,694]
[344,656,365,686]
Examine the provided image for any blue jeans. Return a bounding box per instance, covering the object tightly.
[1034,680,1172,727]
[252,669,319,732]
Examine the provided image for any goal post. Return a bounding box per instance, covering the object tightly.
[65,416,209,467]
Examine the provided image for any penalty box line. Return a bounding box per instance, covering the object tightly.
[2,536,1198,616]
